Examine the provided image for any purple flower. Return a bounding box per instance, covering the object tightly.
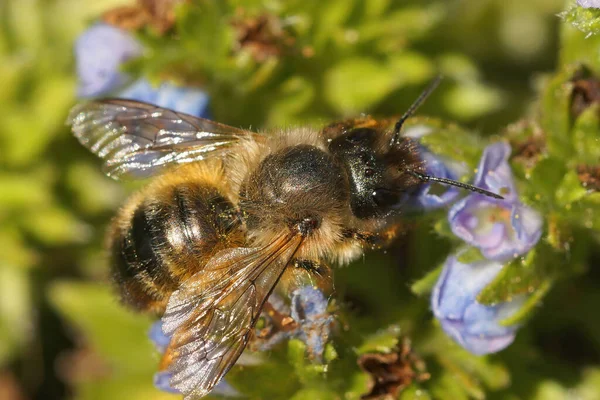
[148,321,241,397]
[577,0,600,9]
[431,254,525,355]
[290,286,334,360]
[412,149,462,209]
[75,23,143,98]
[258,286,333,360]
[119,78,211,118]
[448,142,542,262]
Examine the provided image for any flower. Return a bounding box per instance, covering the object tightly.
[431,254,525,355]
[448,142,543,262]
[256,286,333,360]
[119,78,211,118]
[148,320,241,397]
[577,0,600,9]
[411,149,462,209]
[75,23,143,98]
[289,286,334,360]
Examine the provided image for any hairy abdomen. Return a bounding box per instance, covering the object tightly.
[108,175,244,314]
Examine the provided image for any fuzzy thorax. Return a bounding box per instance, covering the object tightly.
[240,143,351,261]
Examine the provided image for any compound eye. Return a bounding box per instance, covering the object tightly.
[372,188,399,208]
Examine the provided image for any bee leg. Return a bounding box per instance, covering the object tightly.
[281,259,333,294]
[343,222,407,251]
[292,259,328,276]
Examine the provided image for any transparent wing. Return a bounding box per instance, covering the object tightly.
[67,99,260,180]
[160,233,304,399]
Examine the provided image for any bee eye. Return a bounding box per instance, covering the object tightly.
[372,188,399,208]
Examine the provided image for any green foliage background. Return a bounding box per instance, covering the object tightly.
[1,0,600,399]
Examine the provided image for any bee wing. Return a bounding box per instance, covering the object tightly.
[68,99,262,180]
[161,233,304,399]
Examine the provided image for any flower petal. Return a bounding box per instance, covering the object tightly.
[432,255,522,355]
[119,79,211,118]
[75,23,142,98]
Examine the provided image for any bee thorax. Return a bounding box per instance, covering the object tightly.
[241,145,349,249]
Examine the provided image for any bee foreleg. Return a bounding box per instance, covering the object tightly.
[343,222,407,251]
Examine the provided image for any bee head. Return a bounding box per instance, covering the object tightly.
[328,127,425,219]
[328,75,502,220]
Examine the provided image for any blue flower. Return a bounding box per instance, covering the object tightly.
[412,149,462,209]
[257,286,333,360]
[119,78,211,118]
[75,23,143,98]
[448,142,543,262]
[577,0,600,9]
[431,254,525,355]
[289,286,334,360]
[148,321,241,397]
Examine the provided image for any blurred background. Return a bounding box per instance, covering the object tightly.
[3,0,600,399]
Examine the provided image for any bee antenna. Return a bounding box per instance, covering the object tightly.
[406,170,504,200]
[390,75,443,148]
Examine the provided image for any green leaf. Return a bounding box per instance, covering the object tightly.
[560,5,600,38]
[399,385,432,400]
[266,76,315,126]
[0,263,32,364]
[527,157,568,208]
[359,5,446,43]
[442,82,504,121]
[561,20,600,73]
[356,325,401,354]
[290,388,338,400]
[21,207,91,245]
[500,279,552,326]
[538,66,578,160]
[324,58,396,114]
[287,339,327,385]
[572,104,600,164]
[477,249,544,305]
[456,247,485,265]
[411,264,443,297]
[48,281,155,371]
[555,170,588,207]
[412,118,483,167]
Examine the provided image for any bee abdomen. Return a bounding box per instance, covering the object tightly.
[109,182,243,314]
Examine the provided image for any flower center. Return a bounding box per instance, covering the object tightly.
[472,205,513,239]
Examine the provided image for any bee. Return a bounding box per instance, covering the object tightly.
[67,76,501,399]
